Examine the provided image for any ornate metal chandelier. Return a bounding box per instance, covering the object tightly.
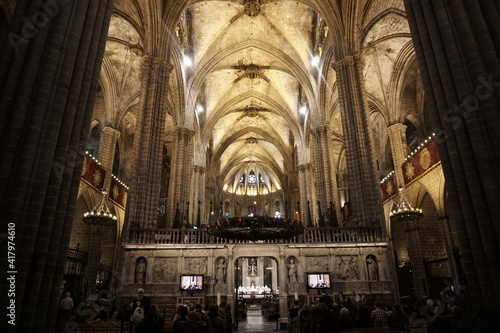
[82,189,117,226]
[389,186,423,223]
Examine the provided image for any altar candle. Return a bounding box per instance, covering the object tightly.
[253,202,257,215]
[294,292,298,300]
[217,292,221,305]
[295,211,300,220]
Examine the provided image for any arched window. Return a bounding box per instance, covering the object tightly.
[112,143,120,176]
[87,126,101,156]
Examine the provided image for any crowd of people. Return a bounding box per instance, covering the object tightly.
[171,301,234,333]
[57,288,496,333]
[287,291,470,333]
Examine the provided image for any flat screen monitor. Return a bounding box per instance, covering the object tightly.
[179,275,204,291]
[307,273,331,289]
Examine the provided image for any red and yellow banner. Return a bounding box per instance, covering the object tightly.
[380,173,397,203]
[402,140,441,185]
[110,177,128,208]
[81,156,106,190]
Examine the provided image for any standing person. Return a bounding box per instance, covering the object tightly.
[207,303,226,333]
[59,292,74,322]
[137,310,161,333]
[298,303,311,333]
[132,288,151,313]
[287,300,300,333]
[371,301,388,327]
[224,303,233,333]
[319,291,333,308]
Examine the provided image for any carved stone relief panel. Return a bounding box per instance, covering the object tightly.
[185,257,208,275]
[153,257,178,283]
[335,255,360,281]
[305,256,329,272]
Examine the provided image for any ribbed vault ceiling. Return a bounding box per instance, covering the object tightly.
[185,0,319,193]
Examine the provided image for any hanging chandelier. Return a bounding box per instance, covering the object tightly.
[82,189,117,226]
[389,186,423,223]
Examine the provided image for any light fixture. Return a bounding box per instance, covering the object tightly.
[83,189,117,226]
[196,104,204,113]
[299,105,307,114]
[183,55,192,67]
[311,55,320,67]
[389,186,423,223]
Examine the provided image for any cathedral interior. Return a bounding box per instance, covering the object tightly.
[1,0,499,332]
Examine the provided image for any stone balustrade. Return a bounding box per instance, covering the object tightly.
[128,226,386,244]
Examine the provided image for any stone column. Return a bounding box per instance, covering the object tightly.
[404,218,428,300]
[0,0,114,331]
[226,247,234,300]
[311,124,341,225]
[404,0,500,308]
[387,123,408,186]
[278,249,288,326]
[438,215,461,289]
[332,55,385,229]
[167,127,195,227]
[191,165,206,227]
[82,225,102,299]
[124,57,173,233]
[98,126,120,182]
[298,164,312,227]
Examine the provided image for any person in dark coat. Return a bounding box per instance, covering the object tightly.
[137,310,161,333]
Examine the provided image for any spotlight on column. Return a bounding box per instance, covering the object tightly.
[183,55,193,67]
[311,55,320,67]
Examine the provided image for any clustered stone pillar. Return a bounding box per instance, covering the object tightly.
[404,0,500,308]
[332,55,386,229]
[82,225,103,300]
[404,218,428,300]
[191,165,206,227]
[311,124,340,224]
[0,0,114,331]
[387,123,408,186]
[167,127,195,227]
[298,164,313,227]
[98,126,121,186]
[124,57,173,234]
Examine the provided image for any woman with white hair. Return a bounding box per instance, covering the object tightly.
[339,307,355,329]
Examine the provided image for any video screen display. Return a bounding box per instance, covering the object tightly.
[307,273,331,289]
[179,275,204,291]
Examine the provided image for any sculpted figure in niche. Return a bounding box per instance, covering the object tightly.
[135,258,147,284]
[287,257,298,283]
[216,257,227,284]
[366,255,378,280]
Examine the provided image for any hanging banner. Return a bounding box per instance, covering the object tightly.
[110,176,128,208]
[380,173,397,203]
[81,155,106,191]
[402,140,441,185]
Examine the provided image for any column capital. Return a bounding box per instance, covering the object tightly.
[142,55,173,73]
[314,124,331,135]
[101,125,121,137]
[298,163,312,172]
[331,53,363,71]
[193,165,206,173]
[175,126,195,137]
[387,122,407,133]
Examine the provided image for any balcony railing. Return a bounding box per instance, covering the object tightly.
[128,227,386,245]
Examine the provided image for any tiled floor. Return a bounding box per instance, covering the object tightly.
[235,304,282,332]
